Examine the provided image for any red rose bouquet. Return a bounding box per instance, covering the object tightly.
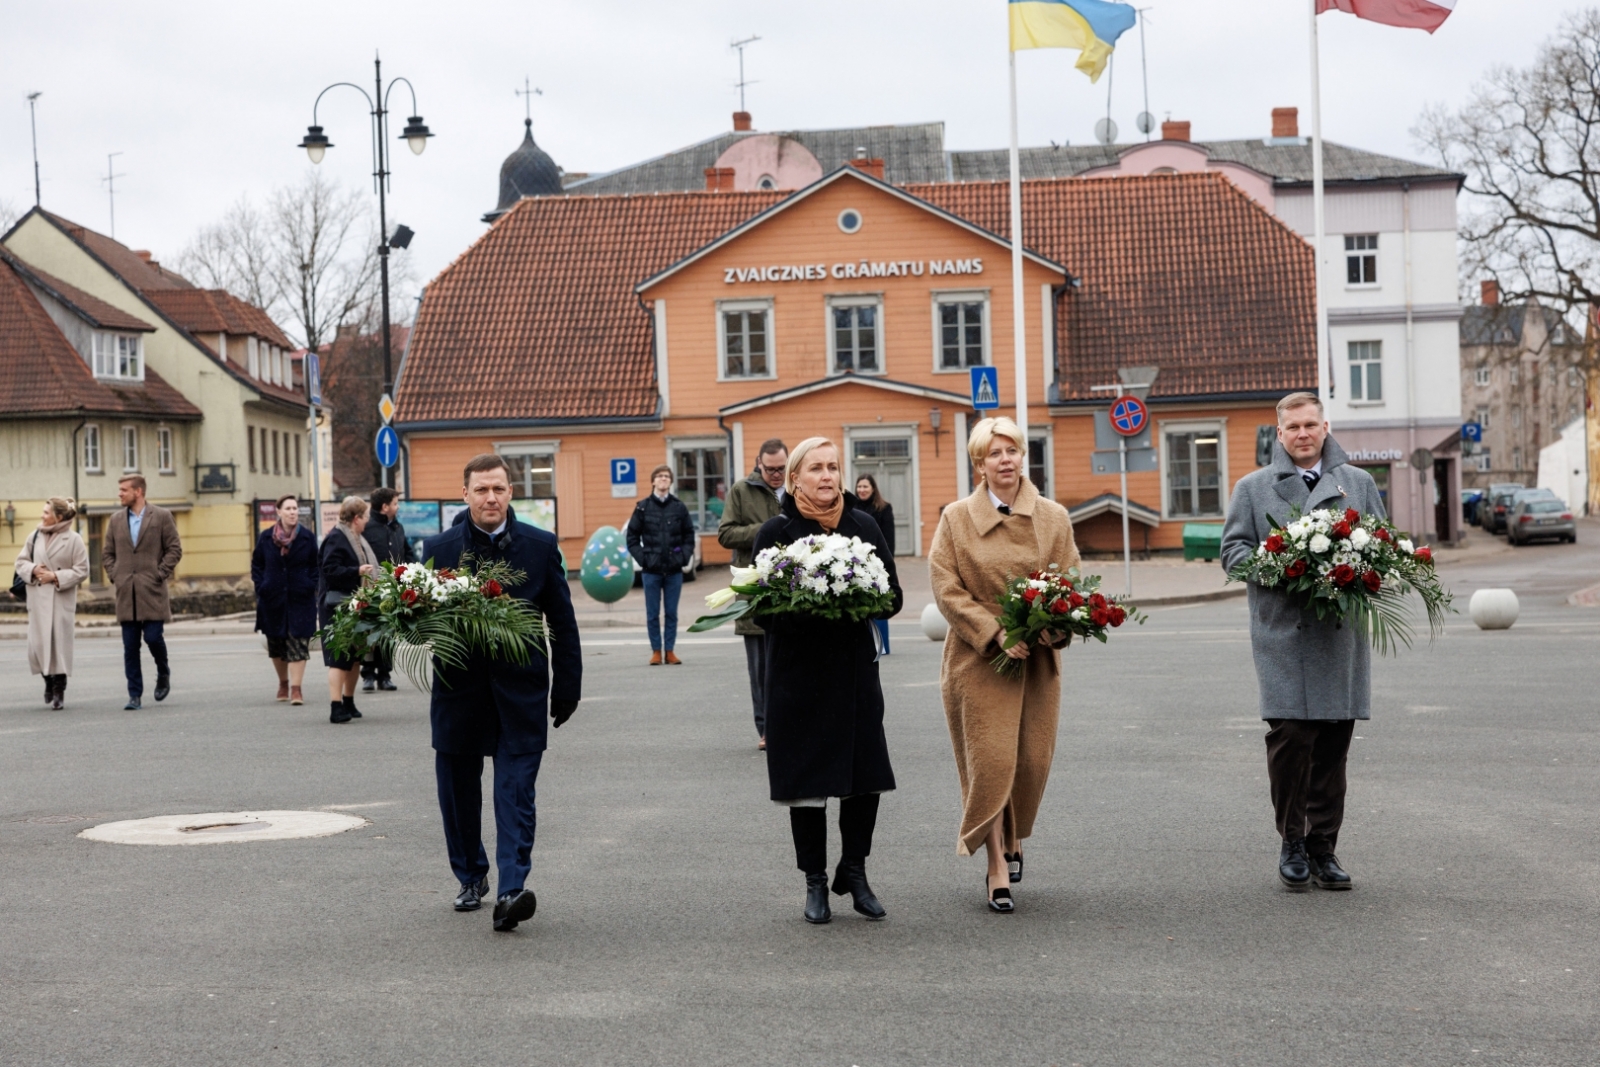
[989,564,1145,679]
[1226,506,1452,654]
[319,557,548,689]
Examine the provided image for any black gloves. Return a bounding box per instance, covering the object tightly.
[550,699,578,728]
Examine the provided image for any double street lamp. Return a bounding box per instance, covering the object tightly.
[297,53,433,487]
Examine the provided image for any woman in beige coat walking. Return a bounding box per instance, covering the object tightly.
[929,417,1080,912]
[14,498,90,709]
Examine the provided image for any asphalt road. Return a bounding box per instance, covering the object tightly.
[2,535,1597,1067]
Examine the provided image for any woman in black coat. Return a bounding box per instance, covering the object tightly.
[754,437,903,925]
[853,474,897,655]
[318,496,379,724]
[251,494,319,705]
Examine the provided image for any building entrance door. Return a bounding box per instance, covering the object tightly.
[850,436,914,555]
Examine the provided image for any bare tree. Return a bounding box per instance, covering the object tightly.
[0,197,19,233]
[175,197,275,308]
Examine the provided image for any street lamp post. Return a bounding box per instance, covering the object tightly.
[298,53,432,489]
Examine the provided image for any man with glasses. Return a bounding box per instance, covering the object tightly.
[717,439,787,750]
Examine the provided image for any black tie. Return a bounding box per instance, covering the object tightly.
[997,505,1011,515]
[1303,472,1320,492]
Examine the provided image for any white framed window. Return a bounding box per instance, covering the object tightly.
[157,427,174,473]
[121,426,138,472]
[1473,451,1492,473]
[1509,365,1520,385]
[1512,447,1523,469]
[1511,406,1522,429]
[1474,365,1490,387]
[1161,420,1227,519]
[1027,429,1052,500]
[932,291,989,372]
[671,440,729,533]
[497,442,558,499]
[1474,405,1490,430]
[1348,341,1383,402]
[247,337,260,380]
[829,295,882,374]
[1344,234,1378,286]
[91,333,143,380]
[83,424,102,472]
[717,300,774,380]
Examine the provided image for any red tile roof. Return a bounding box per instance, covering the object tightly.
[143,288,295,349]
[44,211,195,290]
[0,257,202,421]
[0,251,157,332]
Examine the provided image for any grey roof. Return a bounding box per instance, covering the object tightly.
[564,122,950,195]
[947,139,1460,186]
[1459,304,1575,347]
[484,120,564,223]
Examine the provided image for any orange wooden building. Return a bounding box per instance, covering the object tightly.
[394,166,1313,564]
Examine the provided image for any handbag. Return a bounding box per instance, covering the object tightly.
[9,531,38,602]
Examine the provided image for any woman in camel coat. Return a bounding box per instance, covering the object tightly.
[929,417,1080,912]
[14,498,90,709]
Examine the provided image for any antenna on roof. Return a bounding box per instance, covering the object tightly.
[1097,52,1118,145]
[731,35,761,113]
[27,92,42,206]
[101,152,125,238]
[1136,8,1155,140]
[516,77,542,125]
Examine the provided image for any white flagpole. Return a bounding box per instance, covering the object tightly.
[1309,0,1331,402]
[1008,49,1030,443]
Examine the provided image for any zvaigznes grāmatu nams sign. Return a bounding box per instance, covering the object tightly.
[724,257,985,284]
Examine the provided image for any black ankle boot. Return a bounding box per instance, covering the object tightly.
[831,859,886,920]
[50,676,65,710]
[44,676,54,705]
[330,700,352,724]
[803,872,831,924]
[342,695,362,719]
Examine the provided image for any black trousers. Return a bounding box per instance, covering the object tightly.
[789,794,879,875]
[1264,719,1356,856]
[743,635,767,738]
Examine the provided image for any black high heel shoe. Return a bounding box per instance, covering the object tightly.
[986,873,1015,913]
[831,860,886,920]
[804,872,832,924]
[1005,851,1024,884]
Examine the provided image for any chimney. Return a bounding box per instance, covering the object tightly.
[847,157,885,180]
[704,167,736,193]
[733,111,753,132]
[1161,120,1191,142]
[1271,107,1299,139]
[1481,279,1501,306]
[134,250,153,262]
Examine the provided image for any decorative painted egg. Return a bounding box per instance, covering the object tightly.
[579,526,635,604]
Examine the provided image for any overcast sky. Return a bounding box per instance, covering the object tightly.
[0,0,1577,301]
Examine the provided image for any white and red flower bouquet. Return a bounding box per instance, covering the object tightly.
[990,565,1145,678]
[1226,506,1453,653]
[319,558,548,688]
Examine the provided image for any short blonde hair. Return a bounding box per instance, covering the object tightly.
[785,436,839,492]
[1276,392,1325,422]
[338,495,369,524]
[967,417,1027,483]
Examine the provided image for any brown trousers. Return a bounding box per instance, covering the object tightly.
[1264,719,1355,855]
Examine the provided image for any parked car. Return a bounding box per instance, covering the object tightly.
[1507,497,1577,545]
[1482,483,1526,534]
[1461,489,1486,526]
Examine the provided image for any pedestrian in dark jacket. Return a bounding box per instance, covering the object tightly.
[423,454,582,932]
[102,474,182,710]
[361,487,412,692]
[252,494,318,706]
[754,437,902,925]
[319,496,379,724]
[716,438,787,746]
[626,465,696,665]
[853,473,897,656]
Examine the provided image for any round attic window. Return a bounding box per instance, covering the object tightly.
[837,209,863,234]
[757,174,778,191]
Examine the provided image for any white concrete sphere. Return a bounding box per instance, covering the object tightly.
[1469,588,1520,630]
[920,602,949,641]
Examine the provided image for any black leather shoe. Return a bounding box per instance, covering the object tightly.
[492,888,537,931]
[987,874,1015,913]
[45,678,54,705]
[154,674,170,702]
[1310,852,1353,890]
[330,701,352,724]
[831,860,886,920]
[124,697,141,711]
[377,678,398,691]
[1005,851,1024,884]
[1279,838,1312,891]
[803,872,831,924]
[361,678,376,693]
[342,697,362,719]
[454,876,490,911]
[50,677,64,710]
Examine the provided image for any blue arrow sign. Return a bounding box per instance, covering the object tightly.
[970,366,1000,410]
[374,425,400,469]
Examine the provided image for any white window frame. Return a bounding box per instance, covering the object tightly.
[121,426,139,473]
[842,422,923,556]
[157,426,174,474]
[1348,340,1384,405]
[91,332,144,381]
[716,299,777,382]
[83,424,102,473]
[1344,233,1379,289]
[1158,418,1229,521]
[1026,426,1053,501]
[1474,366,1490,387]
[247,337,260,380]
[667,436,731,536]
[930,289,991,374]
[827,294,885,376]
[1474,405,1490,430]
[495,439,562,499]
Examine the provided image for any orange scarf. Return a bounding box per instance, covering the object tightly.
[793,486,845,532]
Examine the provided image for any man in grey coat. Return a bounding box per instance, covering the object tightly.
[716,438,786,748]
[1221,392,1386,893]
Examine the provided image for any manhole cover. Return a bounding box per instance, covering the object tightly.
[79,810,366,846]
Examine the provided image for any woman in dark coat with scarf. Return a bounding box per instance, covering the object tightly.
[319,496,379,724]
[753,436,903,925]
[252,494,319,706]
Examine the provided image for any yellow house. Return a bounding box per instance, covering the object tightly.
[2,209,312,584]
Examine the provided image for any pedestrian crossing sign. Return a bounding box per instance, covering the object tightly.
[970,366,1000,410]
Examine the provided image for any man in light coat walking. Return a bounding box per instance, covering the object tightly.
[102,474,183,710]
[1221,393,1386,892]
[717,438,786,748]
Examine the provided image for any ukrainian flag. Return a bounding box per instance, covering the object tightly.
[1009,0,1137,81]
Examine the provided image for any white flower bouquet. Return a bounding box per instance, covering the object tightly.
[689,533,895,631]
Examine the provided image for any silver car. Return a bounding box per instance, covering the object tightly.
[1507,497,1577,545]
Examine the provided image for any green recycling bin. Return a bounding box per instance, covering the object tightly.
[1182,523,1224,562]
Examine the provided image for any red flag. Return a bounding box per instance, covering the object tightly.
[1316,0,1455,33]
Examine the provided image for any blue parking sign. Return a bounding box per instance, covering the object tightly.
[1461,422,1483,443]
[611,458,638,499]
[970,366,1000,410]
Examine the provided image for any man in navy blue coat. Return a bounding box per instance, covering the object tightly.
[422,454,582,931]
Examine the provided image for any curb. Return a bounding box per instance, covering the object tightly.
[1136,585,1247,608]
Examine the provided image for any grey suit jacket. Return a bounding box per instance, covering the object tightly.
[1220,435,1386,720]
